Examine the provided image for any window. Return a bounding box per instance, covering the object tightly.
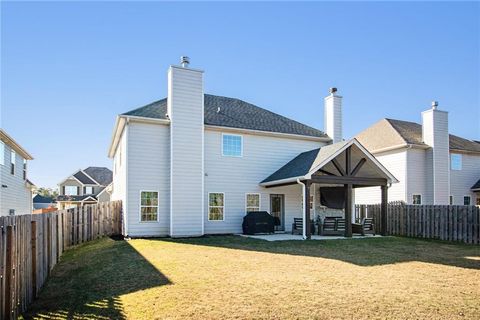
[246,193,260,212]
[451,154,462,170]
[209,193,224,221]
[64,186,78,196]
[222,134,242,157]
[463,196,471,206]
[140,191,158,221]
[449,195,453,205]
[23,159,27,180]
[0,141,4,165]
[10,150,15,175]
[413,194,422,205]
[310,195,314,210]
[85,186,94,194]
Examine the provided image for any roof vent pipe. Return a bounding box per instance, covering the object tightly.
[431,101,438,110]
[180,56,190,68]
[329,87,338,95]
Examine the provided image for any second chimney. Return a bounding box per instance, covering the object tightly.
[324,87,343,143]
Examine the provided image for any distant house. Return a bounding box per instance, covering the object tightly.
[32,194,55,210]
[355,103,480,205]
[0,129,35,216]
[56,167,113,209]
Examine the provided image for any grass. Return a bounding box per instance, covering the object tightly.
[23,236,480,320]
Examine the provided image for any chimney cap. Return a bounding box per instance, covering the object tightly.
[431,101,439,109]
[329,87,338,94]
[180,56,190,68]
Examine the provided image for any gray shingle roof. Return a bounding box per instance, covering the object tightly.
[386,119,480,153]
[261,141,350,183]
[56,195,97,202]
[33,194,54,203]
[83,167,113,186]
[472,179,480,191]
[122,94,327,138]
[74,171,97,185]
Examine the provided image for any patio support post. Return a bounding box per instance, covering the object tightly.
[344,184,353,237]
[381,185,388,236]
[305,180,311,239]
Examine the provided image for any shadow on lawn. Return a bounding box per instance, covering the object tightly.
[23,238,171,320]
[164,235,480,270]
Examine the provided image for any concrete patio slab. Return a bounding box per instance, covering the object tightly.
[239,233,382,241]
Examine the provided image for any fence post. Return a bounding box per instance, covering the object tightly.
[5,225,14,320]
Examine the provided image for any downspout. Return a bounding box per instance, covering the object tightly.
[296,179,307,240]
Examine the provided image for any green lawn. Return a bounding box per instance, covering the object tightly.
[23,236,480,320]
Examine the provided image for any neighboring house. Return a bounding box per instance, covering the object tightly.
[56,167,113,209]
[355,102,480,206]
[108,58,396,238]
[32,194,55,210]
[0,129,35,216]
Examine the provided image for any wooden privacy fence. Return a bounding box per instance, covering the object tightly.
[355,203,480,244]
[0,201,122,320]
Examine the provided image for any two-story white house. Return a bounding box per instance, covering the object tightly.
[355,102,480,206]
[0,129,35,216]
[108,58,396,238]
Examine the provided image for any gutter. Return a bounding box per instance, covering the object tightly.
[370,143,429,155]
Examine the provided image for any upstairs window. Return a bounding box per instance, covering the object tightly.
[23,159,27,180]
[10,150,15,175]
[413,194,422,205]
[0,141,4,165]
[65,186,78,196]
[464,196,471,206]
[451,154,462,170]
[246,193,260,213]
[222,134,242,157]
[85,186,94,194]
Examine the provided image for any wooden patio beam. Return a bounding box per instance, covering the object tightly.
[309,176,387,186]
[350,158,367,177]
[332,158,346,176]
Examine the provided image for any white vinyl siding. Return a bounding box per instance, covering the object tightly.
[204,129,324,234]
[0,142,32,216]
[168,66,204,237]
[450,153,479,205]
[127,122,170,236]
[406,148,428,204]
[355,149,407,204]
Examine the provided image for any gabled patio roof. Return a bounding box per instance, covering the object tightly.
[260,138,398,187]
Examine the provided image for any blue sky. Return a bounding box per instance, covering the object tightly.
[1,1,479,188]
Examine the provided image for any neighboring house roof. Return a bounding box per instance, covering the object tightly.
[472,179,480,191]
[0,129,34,160]
[260,139,398,186]
[73,171,97,184]
[122,94,328,139]
[355,118,480,153]
[83,167,113,186]
[56,195,97,202]
[33,194,54,203]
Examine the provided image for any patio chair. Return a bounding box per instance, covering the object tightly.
[352,217,375,236]
[291,218,315,235]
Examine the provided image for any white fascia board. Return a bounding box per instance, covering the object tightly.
[205,125,331,142]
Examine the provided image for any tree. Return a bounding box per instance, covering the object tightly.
[36,187,59,199]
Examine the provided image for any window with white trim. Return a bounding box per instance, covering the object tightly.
[85,186,94,194]
[451,154,462,170]
[209,193,224,221]
[10,150,15,175]
[463,196,471,206]
[222,134,242,157]
[412,194,422,205]
[246,193,260,212]
[65,186,78,195]
[140,191,158,221]
[0,141,4,165]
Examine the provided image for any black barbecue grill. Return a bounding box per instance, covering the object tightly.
[242,211,275,235]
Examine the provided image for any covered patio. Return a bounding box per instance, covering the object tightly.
[260,139,398,239]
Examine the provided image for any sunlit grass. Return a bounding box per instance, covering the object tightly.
[23,236,480,320]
